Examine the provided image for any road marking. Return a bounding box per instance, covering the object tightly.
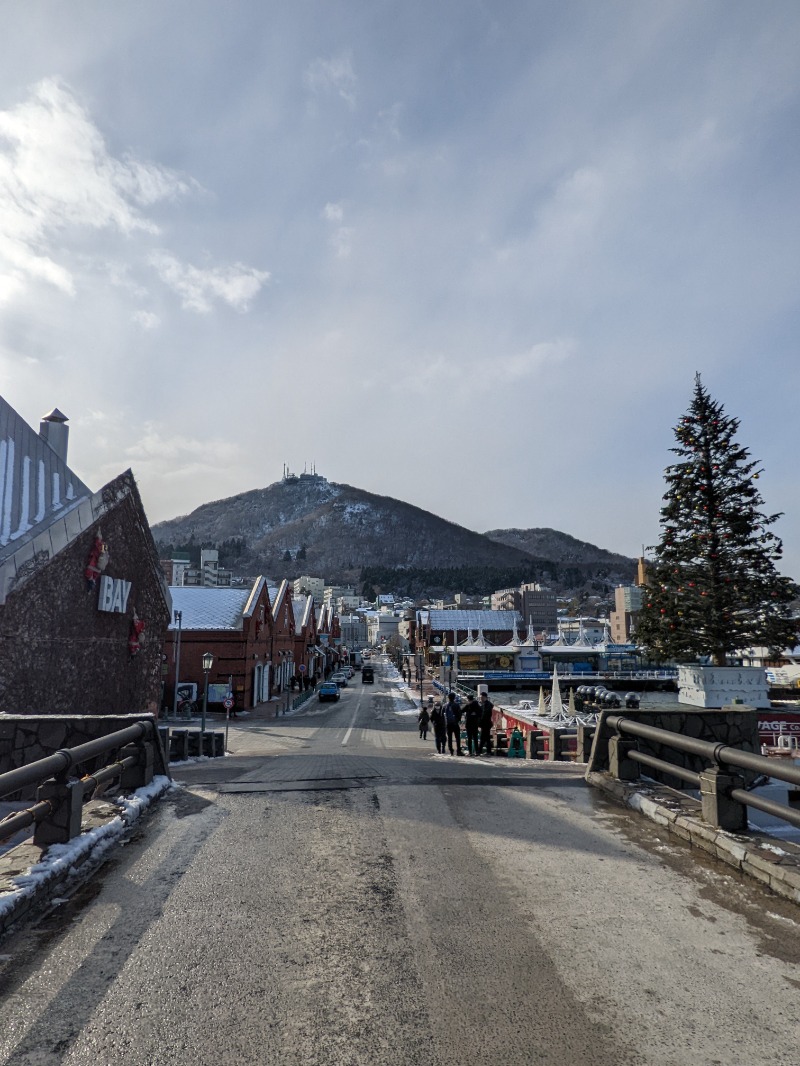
[342,686,365,746]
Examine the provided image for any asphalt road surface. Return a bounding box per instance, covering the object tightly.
[1,662,799,1065]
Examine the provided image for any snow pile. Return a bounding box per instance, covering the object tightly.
[0,775,173,925]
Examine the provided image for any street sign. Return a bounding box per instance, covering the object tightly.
[223,697,234,710]
[298,664,307,673]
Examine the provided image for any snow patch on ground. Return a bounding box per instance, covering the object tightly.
[0,775,173,924]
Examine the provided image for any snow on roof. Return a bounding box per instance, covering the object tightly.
[427,609,523,630]
[168,586,254,630]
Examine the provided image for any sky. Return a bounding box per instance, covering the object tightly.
[1,1,799,576]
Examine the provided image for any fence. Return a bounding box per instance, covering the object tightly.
[595,712,800,832]
[0,720,161,849]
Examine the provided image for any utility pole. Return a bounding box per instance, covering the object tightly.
[171,610,183,718]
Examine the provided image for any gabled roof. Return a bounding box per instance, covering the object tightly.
[0,395,91,563]
[168,586,255,630]
[292,595,314,634]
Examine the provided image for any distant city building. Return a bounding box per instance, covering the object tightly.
[179,549,233,588]
[294,574,325,605]
[610,584,643,643]
[324,584,356,608]
[160,552,191,587]
[490,587,520,612]
[557,617,607,644]
[520,583,558,632]
[339,614,368,650]
[490,582,557,632]
[367,613,401,646]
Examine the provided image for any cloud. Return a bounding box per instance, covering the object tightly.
[0,79,190,300]
[132,309,160,330]
[322,201,352,258]
[0,79,268,319]
[392,338,575,397]
[304,54,357,109]
[148,251,269,313]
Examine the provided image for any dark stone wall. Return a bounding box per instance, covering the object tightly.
[0,476,171,715]
[0,714,169,798]
[588,708,762,787]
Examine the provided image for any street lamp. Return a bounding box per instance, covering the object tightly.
[201,651,214,746]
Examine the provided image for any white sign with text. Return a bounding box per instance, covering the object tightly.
[98,575,132,613]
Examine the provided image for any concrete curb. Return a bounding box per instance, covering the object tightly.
[0,775,174,938]
[587,771,800,906]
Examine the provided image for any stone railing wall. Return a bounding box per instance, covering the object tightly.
[0,713,169,799]
[587,707,761,788]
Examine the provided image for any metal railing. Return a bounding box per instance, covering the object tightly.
[0,720,158,848]
[602,714,800,832]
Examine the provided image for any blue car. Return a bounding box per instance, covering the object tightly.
[318,681,341,702]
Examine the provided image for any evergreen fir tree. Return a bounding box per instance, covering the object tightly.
[636,374,797,666]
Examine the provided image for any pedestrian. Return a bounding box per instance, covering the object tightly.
[430,701,447,754]
[479,692,494,755]
[444,691,464,756]
[463,695,481,756]
[418,705,430,740]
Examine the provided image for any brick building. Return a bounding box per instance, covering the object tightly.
[0,397,171,714]
[166,579,274,712]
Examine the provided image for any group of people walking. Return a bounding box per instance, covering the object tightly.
[418,691,494,756]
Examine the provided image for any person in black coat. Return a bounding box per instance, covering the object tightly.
[430,701,447,754]
[479,693,494,755]
[444,692,463,756]
[418,704,431,739]
[463,696,482,756]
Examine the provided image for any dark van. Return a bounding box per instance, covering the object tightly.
[362,666,375,684]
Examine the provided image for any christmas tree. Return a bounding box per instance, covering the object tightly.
[636,374,798,666]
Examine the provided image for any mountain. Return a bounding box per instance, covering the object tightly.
[150,475,638,597]
[484,528,638,576]
[151,475,537,579]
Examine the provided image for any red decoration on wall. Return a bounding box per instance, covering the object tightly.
[128,611,146,656]
[85,535,109,591]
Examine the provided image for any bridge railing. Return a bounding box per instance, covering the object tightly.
[597,713,800,832]
[0,720,159,849]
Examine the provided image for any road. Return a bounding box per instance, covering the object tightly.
[0,662,799,1065]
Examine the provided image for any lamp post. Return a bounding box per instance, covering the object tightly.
[171,610,183,718]
[201,651,213,746]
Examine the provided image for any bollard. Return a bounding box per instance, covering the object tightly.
[547,728,562,762]
[34,777,84,846]
[609,736,639,781]
[158,725,170,754]
[699,767,748,831]
[576,724,595,763]
[119,739,155,790]
[170,729,189,762]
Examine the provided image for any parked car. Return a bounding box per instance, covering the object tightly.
[361,666,375,683]
[318,682,341,702]
[330,672,348,687]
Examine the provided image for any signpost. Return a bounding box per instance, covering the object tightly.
[223,694,234,751]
